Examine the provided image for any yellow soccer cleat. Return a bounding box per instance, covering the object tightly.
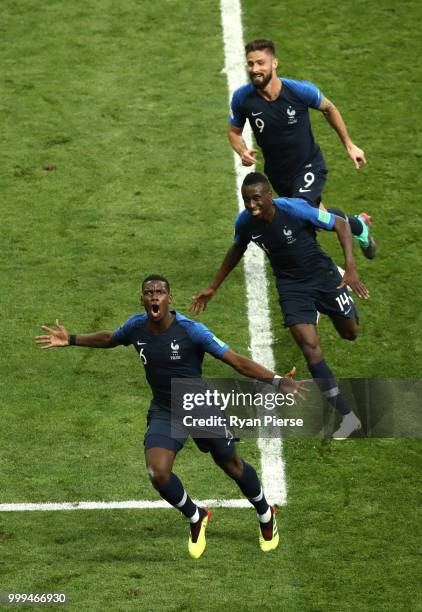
[188,508,211,559]
[259,506,279,552]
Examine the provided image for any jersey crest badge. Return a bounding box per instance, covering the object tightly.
[283,226,296,244]
[170,340,181,360]
[287,106,297,125]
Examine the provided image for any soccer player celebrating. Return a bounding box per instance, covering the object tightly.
[36,274,306,559]
[192,172,368,439]
[228,38,376,259]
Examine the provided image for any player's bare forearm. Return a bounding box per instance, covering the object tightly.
[319,97,366,169]
[222,349,275,381]
[222,350,309,397]
[191,245,245,314]
[333,218,370,299]
[36,320,119,349]
[209,244,245,291]
[333,217,355,272]
[227,126,247,156]
[227,125,257,166]
[321,101,352,148]
[70,332,118,348]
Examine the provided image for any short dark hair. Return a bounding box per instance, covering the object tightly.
[242,172,271,190]
[142,274,170,293]
[245,38,276,56]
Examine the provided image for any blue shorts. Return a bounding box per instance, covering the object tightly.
[144,403,236,459]
[268,164,327,207]
[276,265,358,327]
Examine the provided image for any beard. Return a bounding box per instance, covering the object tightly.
[249,71,272,90]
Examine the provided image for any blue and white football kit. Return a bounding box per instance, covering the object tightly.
[112,311,236,456]
[234,199,358,327]
[111,311,275,544]
[230,78,327,205]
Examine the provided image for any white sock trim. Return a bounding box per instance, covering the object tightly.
[189,508,200,524]
[258,507,272,523]
[322,386,339,398]
[175,490,187,508]
[249,487,263,503]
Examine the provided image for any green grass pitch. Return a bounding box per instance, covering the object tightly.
[1,0,421,610]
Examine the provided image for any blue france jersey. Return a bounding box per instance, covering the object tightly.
[112,311,229,409]
[234,198,336,284]
[230,78,325,180]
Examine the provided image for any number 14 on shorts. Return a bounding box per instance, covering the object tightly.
[336,291,354,313]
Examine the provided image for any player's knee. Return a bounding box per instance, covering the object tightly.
[301,339,323,362]
[339,322,358,341]
[214,454,244,479]
[147,463,171,488]
[342,329,358,341]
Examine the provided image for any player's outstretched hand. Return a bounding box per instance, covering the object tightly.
[241,148,257,167]
[278,366,312,401]
[190,289,216,315]
[36,319,70,349]
[338,270,369,300]
[347,143,367,169]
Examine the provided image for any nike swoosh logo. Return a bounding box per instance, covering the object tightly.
[252,234,262,239]
[137,341,147,345]
[304,164,312,168]
[251,111,263,116]
[344,307,352,315]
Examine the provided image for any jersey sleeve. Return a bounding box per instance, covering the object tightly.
[229,86,249,128]
[188,321,229,359]
[233,211,251,248]
[275,198,335,230]
[282,78,323,109]
[112,316,138,346]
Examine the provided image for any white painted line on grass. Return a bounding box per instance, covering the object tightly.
[2,3,286,516]
[220,0,287,505]
[0,499,251,513]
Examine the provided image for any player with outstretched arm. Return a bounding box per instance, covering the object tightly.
[36,274,307,559]
[192,172,368,439]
